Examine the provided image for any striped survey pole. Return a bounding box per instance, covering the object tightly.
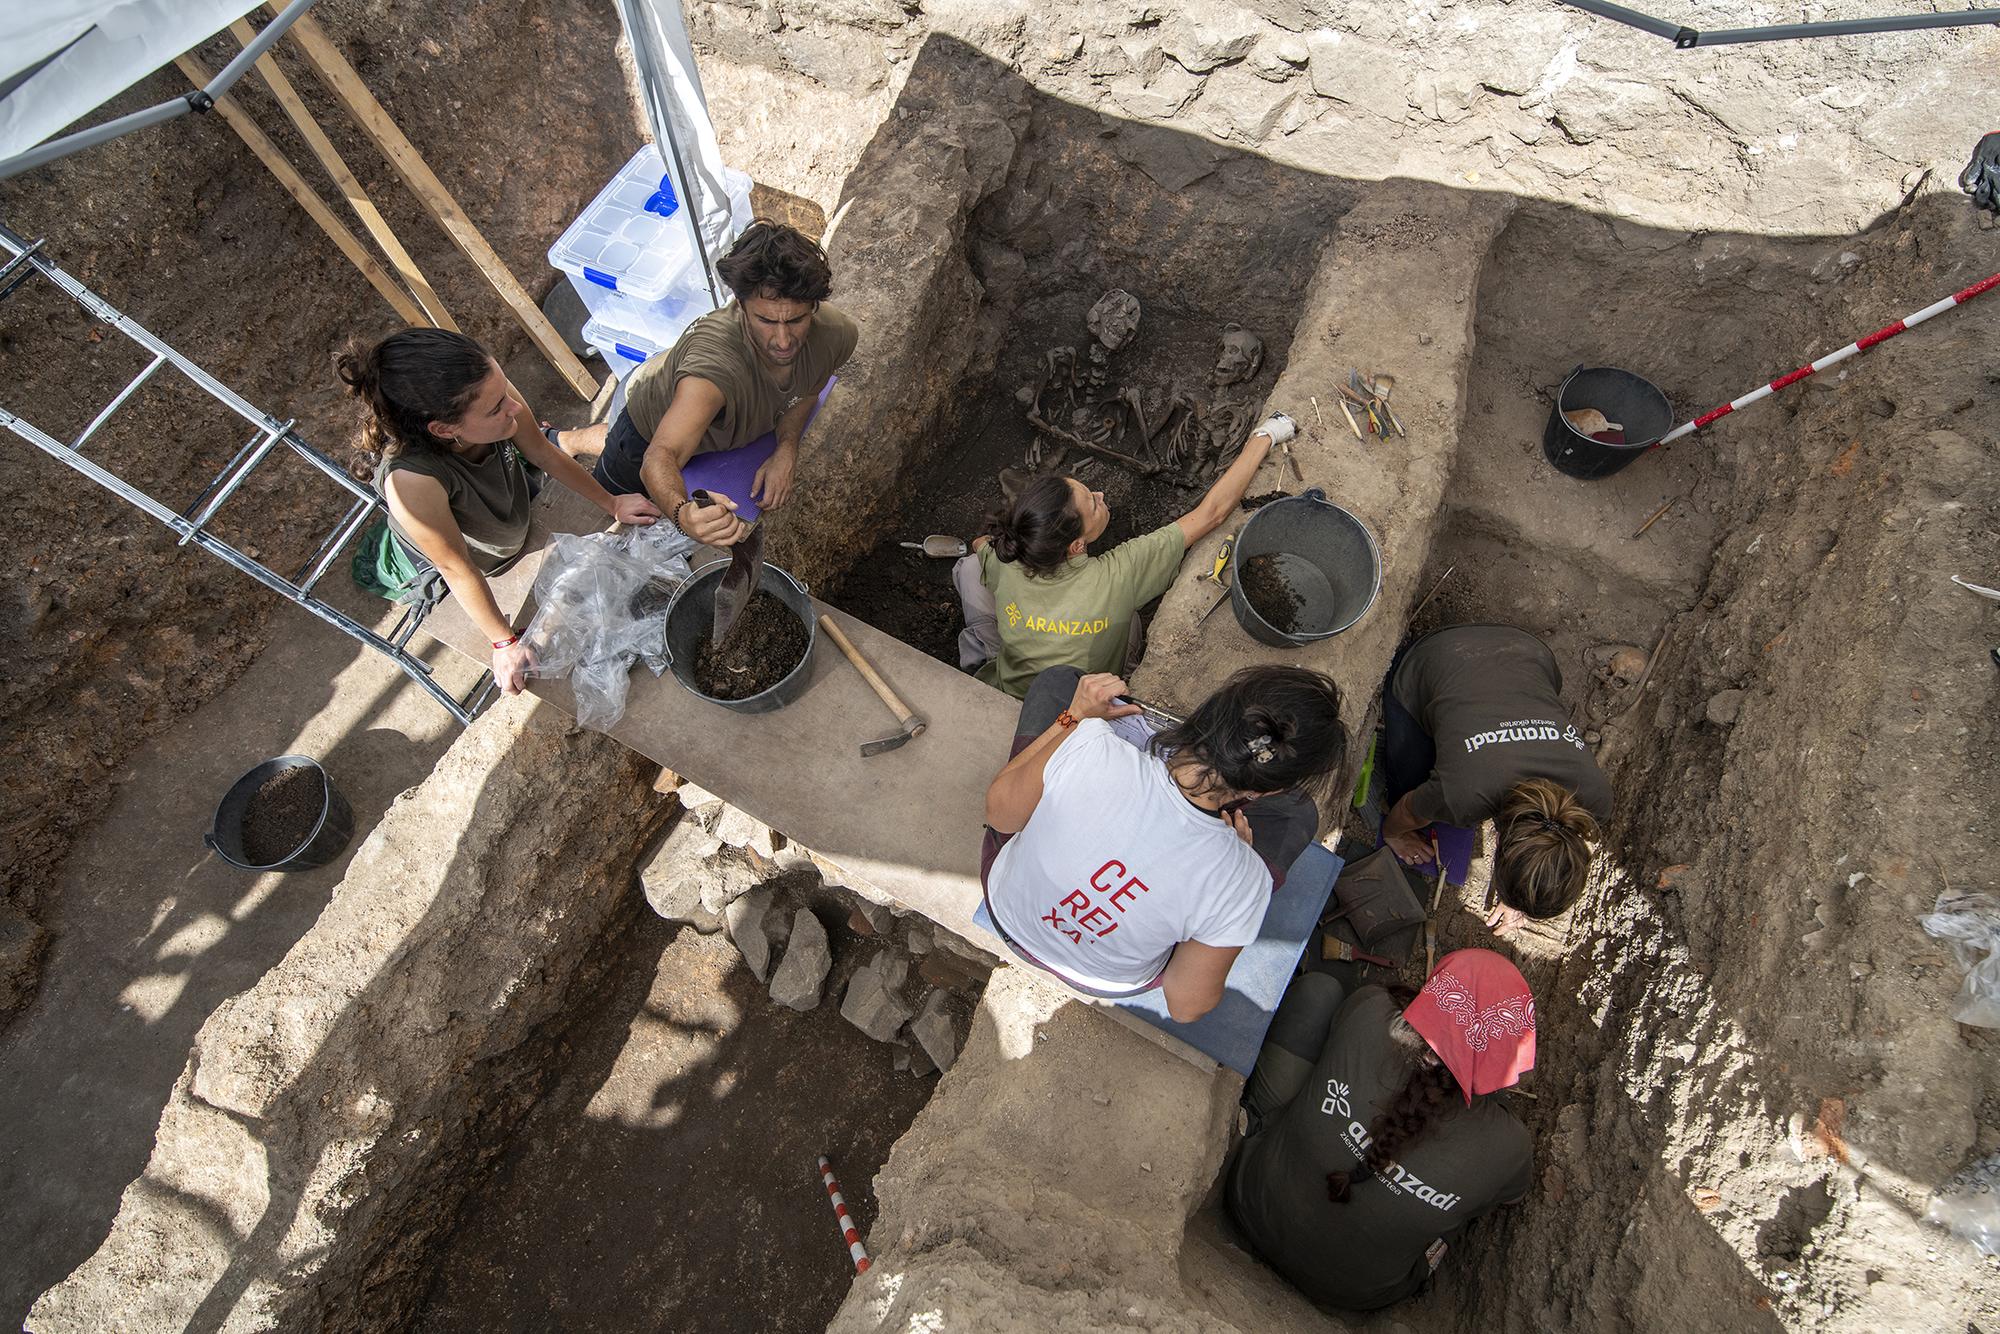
[818,1154,871,1274]
[1653,269,2000,448]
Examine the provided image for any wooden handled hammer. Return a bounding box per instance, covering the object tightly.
[818,615,928,756]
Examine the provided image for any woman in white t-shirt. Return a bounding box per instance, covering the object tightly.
[982,664,1346,1022]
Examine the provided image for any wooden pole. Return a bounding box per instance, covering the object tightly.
[172,54,426,325]
[270,8,598,399]
[226,19,457,330]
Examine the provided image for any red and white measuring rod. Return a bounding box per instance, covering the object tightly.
[818,1155,871,1274]
[1654,269,2000,448]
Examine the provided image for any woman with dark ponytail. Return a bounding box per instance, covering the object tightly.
[954,412,1297,697]
[1227,951,1537,1311]
[1378,624,1611,936]
[982,662,1344,1022]
[337,328,660,695]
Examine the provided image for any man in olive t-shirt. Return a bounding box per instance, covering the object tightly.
[588,221,857,550]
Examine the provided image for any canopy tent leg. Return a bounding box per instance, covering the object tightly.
[269,7,600,400]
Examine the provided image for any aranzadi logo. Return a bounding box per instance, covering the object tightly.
[1462,718,1588,754]
[1005,601,1022,628]
[1020,613,1110,637]
[1322,1078,1462,1212]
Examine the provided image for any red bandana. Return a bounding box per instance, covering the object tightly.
[1404,949,1537,1104]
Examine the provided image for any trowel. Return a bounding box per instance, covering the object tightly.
[694,488,763,643]
[898,535,969,558]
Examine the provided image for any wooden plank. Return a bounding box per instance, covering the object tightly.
[173,54,426,325]
[227,18,458,331]
[270,8,599,400]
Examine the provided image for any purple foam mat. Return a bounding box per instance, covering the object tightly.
[679,375,838,524]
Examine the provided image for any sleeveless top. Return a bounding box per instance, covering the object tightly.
[376,441,531,574]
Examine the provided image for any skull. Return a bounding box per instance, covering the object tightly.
[1086,289,1142,351]
[1213,324,1263,386]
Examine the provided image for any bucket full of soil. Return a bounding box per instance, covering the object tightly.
[664,560,816,713]
[1229,487,1380,647]
[1542,365,1673,479]
[205,755,355,872]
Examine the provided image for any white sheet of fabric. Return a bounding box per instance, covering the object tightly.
[0,0,264,159]
[614,0,735,303]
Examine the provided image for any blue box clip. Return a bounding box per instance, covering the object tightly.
[644,174,679,218]
[582,266,618,290]
[614,342,651,363]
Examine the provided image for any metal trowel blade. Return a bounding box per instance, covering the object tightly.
[710,522,764,643]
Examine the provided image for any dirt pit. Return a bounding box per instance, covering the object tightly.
[415,870,985,1333]
[691,589,811,700]
[828,97,1350,663]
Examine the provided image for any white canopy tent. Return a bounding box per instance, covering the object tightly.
[0,0,732,299]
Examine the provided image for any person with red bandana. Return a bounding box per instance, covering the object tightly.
[1226,950,1538,1311]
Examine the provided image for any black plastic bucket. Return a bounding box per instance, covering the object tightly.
[1542,365,1673,479]
[205,755,355,872]
[1230,487,1381,647]
[663,560,817,713]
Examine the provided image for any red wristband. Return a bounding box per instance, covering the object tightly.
[492,634,521,650]
[1056,709,1079,729]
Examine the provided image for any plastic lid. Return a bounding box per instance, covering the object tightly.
[548,144,697,301]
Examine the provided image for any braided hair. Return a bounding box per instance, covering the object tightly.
[1326,998,1462,1203]
[1148,665,1345,804]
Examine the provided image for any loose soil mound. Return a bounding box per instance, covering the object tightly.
[692,591,809,700]
[240,765,324,867]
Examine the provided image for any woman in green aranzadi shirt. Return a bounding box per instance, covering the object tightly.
[955,412,1296,697]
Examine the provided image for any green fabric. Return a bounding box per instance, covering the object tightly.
[975,522,1185,698]
[351,515,430,603]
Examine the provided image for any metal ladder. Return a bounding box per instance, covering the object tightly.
[0,221,494,724]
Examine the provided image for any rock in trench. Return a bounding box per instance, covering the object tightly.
[909,989,959,1074]
[841,952,914,1041]
[769,909,832,1011]
[726,886,776,982]
[1705,688,1746,728]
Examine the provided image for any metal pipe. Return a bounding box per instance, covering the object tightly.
[1689,8,2000,46]
[295,496,376,592]
[72,352,167,450]
[1556,0,2000,47]
[179,421,294,543]
[0,0,320,181]
[283,434,377,503]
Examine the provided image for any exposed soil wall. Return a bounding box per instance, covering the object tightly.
[1449,191,2000,1334]
[29,695,671,1332]
[0,0,644,1023]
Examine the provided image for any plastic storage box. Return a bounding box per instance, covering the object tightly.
[548,144,753,349]
[582,315,671,383]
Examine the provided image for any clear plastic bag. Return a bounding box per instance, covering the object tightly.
[1928,1150,2000,1257]
[1919,892,2000,1028]
[522,523,696,731]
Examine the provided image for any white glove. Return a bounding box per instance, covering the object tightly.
[1255,413,1296,445]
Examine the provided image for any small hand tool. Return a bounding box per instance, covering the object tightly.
[693,488,763,642]
[819,615,927,756]
[1322,935,1399,968]
[898,535,969,558]
[1115,695,1185,729]
[1196,533,1236,625]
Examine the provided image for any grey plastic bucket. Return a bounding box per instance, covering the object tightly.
[663,560,817,713]
[1542,365,1673,479]
[205,755,354,872]
[1229,487,1381,647]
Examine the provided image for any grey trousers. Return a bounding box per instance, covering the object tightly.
[1242,971,1348,1132]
